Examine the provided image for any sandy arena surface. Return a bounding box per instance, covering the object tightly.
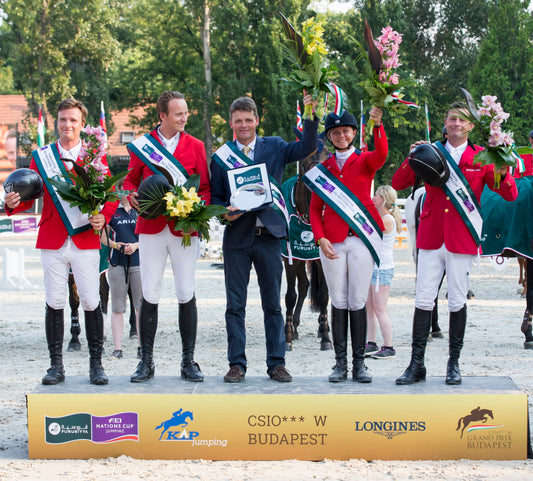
[0,233,532,480]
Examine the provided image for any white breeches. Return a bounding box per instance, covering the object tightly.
[139,225,198,304]
[41,238,100,311]
[320,236,374,311]
[415,244,473,312]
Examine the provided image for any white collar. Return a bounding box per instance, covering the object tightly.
[157,127,181,151]
[57,140,82,161]
[445,140,468,163]
[236,138,257,152]
[335,146,356,162]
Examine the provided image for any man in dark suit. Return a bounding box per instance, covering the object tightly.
[210,93,318,382]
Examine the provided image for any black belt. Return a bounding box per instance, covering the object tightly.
[255,227,274,237]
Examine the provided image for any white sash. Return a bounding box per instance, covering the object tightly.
[32,144,91,235]
[435,141,483,245]
[128,133,189,185]
[211,141,290,228]
[303,163,382,266]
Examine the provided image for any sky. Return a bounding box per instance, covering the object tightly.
[309,0,353,13]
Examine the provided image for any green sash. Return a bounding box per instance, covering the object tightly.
[211,141,290,228]
[32,144,91,236]
[127,133,189,185]
[435,141,483,246]
[280,176,320,260]
[303,163,382,266]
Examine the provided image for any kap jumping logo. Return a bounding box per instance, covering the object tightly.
[155,408,198,441]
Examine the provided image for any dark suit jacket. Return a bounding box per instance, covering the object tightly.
[210,119,318,249]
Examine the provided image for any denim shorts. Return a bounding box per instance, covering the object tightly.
[371,268,394,286]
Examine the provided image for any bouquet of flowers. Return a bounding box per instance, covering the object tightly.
[278,12,342,118]
[459,88,526,188]
[357,21,416,138]
[138,173,228,247]
[48,125,127,232]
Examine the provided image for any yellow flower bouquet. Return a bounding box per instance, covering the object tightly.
[138,172,227,247]
[278,12,341,119]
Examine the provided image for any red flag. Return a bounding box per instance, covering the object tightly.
[296,101,303,133]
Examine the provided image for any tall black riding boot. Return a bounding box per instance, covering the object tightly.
[396,308,432,385]
[446,304,467,385]
[85,305,108,385]
[328,307,348,382]
[42,304,66,385]
[350,308,371,383]
[179,296,204,382]
[130,299,158,382]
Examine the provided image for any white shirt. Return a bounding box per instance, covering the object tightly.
[445,140,468,164]
[236,138,257,161]
[335,146,355,170]
[58,140,82,170]
[157,127,181,153]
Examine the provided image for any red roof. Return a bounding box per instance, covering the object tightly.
[0,95,149,157]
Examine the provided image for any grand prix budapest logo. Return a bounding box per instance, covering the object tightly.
[456,406,502,438]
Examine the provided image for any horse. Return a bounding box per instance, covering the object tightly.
[155,409,194,441]
[456,406,493,439]
[282,138,332,351]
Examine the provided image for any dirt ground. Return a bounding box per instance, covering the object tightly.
[0,233,532,480]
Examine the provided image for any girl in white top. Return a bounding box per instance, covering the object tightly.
[365,185,402,359]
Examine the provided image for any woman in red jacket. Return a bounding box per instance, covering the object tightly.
[308,108,388,383]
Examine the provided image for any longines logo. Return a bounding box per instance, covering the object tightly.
[354,420,426,439]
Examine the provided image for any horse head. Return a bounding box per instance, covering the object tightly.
[294,137,330,222]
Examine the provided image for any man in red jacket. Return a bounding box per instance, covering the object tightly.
[5,98,118,385]
[392,102,518,385]
[124,91,210,383]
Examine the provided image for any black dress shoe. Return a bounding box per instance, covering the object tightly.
[42,365,65,385]
[269,365,292,382]
[130,360,155,382]
[224,366,245,383]
[181,361,204,382]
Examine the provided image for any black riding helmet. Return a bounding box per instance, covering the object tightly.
[408,143,450,187]
[3,168,44,202]
[136,174,171,219]
[324,110,358,150]
[324,110,358,137]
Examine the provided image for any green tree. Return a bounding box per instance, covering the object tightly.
[0,0,121,133]
[468,0,533,146]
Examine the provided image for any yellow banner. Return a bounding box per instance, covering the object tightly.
[27,391,528,460]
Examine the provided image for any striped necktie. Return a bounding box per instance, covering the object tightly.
[241,145,251,158]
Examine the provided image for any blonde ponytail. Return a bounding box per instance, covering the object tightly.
[376,185,402,234]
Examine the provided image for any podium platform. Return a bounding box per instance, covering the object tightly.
[27,376,529,460]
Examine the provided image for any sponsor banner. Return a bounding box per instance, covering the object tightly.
[45,412,139,445]
[0,215,39,235]
[0,217,12,233]
[13,216,37,233]
[27,389,528,460]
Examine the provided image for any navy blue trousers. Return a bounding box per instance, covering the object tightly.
[223,234,285,374]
